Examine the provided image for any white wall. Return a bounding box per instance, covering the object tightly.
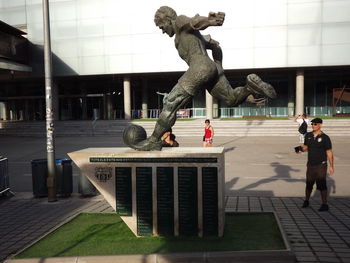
[1,0,350,75]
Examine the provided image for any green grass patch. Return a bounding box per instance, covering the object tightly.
[16,212,285,258]
[314,116,350,119]
[221,117,289,120]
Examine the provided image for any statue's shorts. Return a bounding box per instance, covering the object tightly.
[177,55,218,96]
[306,163,327,191]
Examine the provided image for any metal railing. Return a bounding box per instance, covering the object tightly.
[306,106,350,116]
[130,107,290,119]
[127,106,350,120]
[131,108,205,119]
[219,107,289,118]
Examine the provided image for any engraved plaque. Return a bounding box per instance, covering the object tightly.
[115,167,132,216]
[90,157,217,163]
[202,167,218,236]
[157,167,174,236]
[178,167,198,236]
[136,167,153,236]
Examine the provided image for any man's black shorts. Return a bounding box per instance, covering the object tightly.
[306,163,327,191]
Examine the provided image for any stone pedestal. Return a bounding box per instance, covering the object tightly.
[68,147,225,237]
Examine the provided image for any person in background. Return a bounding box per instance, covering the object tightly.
[298,118,334,212]
[161,128,179,147]
[203,119,214,147]
[295,113,310,144]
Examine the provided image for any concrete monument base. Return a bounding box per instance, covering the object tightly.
[68,147,225,237]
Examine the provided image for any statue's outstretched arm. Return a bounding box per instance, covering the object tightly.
[203,34,223,69]
[189,12,225,30]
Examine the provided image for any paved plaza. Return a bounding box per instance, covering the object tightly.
[1,195,350,263]
[2,135,349,197]
[0,134,350,262]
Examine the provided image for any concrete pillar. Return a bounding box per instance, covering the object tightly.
[5,101,10,120]
[206,90,213,120]
[295,70,304,116]
[103,92,114,120]
[287,73,295,117]
[213,97,219,118]
[123,76,131,120]
[0,102,6,120]
[107,94,113,120]
[142,78,148,119]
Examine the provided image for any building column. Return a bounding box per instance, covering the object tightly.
[103,91,114,120]
[5,101,10,120]
[0,102,6,120]
[206,90,213,120]
[123,76,131,120]
[295,70,304,116]
[142,78,148,119]
[107,94,113,120]
[213,97,219,118]
[288,73,295,117]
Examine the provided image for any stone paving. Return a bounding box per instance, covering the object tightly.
[226,196,350,263]
[1,195,350,263]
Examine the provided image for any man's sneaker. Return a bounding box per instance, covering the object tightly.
[318,204,329,212]
[302,200,309,208]
[246,74,277,99]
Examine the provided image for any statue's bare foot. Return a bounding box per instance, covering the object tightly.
[129,137,162,151]
[246,74,277,99]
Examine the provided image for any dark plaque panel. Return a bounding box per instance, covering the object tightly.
[115,167,132,216]
[136,167,153,236]
[178,167,198,236]
[157,167,174,236]
[202,167,218,236]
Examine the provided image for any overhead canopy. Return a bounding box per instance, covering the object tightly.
[0,20,30,73]
[0,20,26,36]
[0,58,31,72]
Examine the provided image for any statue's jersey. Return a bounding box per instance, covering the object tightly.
[174,15,209,65]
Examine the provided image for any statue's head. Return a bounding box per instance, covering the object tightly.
[154,6,177,37]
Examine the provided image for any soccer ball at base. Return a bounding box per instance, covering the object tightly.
[123,124,147,147]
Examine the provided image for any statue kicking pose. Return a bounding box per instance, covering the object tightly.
[124,6,276,151]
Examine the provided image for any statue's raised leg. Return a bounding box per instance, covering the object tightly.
[246,74,276,99]
[209,73,276,107]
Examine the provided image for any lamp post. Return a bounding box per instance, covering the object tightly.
[43,0,56,202]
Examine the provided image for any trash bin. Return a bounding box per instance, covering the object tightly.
[0,156,9,195]
[56,158,73,197]
[78,172,98,196]
[31,159,48,197]
[31,158,73,198]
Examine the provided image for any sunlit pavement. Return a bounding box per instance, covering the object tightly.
[1,135,350,262]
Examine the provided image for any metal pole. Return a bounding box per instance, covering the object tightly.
[43,0,57,202]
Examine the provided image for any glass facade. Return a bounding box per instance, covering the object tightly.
[0,0,350,120]
[1,0,350,75]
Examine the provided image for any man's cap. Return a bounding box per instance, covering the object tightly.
[311,117,323,124]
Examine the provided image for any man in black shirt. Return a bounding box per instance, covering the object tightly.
[299,118,334,211]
